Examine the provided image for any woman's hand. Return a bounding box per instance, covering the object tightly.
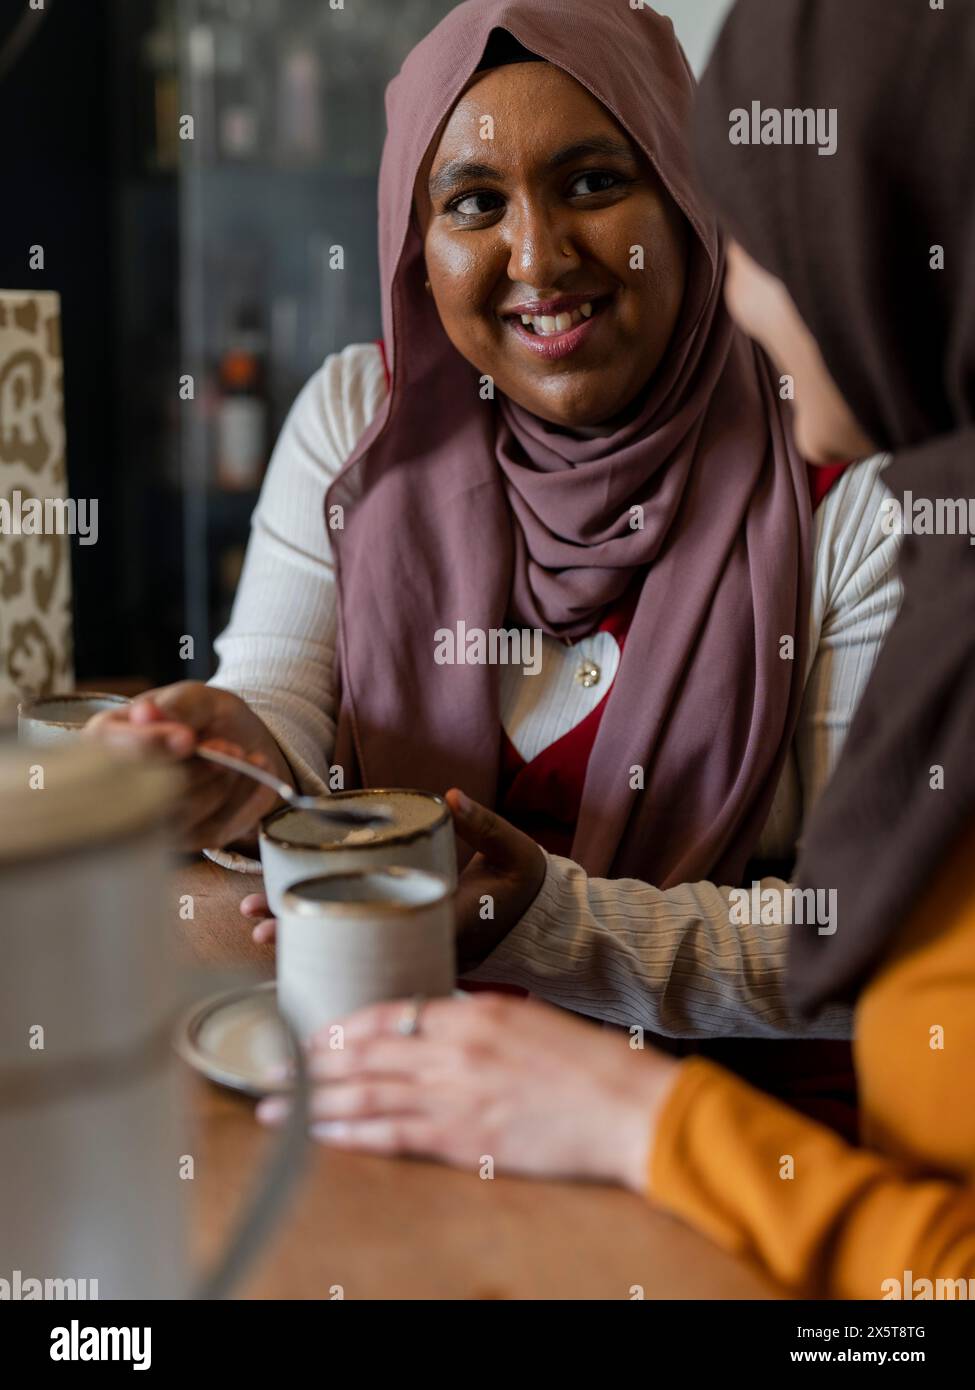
[238,787,546,954]
[83,682,293,851]
[447,789,546,969]
[257,992,681,1192]
[241,889,277,944]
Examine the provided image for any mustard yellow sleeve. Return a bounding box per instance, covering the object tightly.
[648,825,975,1299]
[649,1056,975,1297]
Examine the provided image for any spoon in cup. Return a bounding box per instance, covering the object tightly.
[195,745,395,829]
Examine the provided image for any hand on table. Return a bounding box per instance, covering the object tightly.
[239,787,546,959]
[257,991,681,1192]
[83,681,293,851]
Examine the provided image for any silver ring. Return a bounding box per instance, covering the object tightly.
[395,996,425,1037]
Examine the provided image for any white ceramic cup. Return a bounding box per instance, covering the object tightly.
[18,692,131,746]
[259,788,457,916]
[276,867,455,1041]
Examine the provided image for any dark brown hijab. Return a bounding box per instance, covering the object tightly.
[696,0,975,1015]
[326,0,813,885]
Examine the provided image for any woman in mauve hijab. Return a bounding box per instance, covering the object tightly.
[259,0,975,1300]
[91,5,898,1113]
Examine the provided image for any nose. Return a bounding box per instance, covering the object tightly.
[505,198,580,287]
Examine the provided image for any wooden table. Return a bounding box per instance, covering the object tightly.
[180,857,779,1300]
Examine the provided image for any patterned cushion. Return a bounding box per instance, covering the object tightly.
[0,291,73,721]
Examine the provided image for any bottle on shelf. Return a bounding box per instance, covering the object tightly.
[275,39,324,166]
[184,20,218,167]
[215,311,269,492]
[212,0,271,163]
[140,0,180,173]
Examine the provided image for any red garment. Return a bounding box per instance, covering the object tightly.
[808,459,849,509]
[376,337,391,391]
[498,580,640,857]
[498,463,850,852]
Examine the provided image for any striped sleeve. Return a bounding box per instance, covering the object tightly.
[462,456,904,1038]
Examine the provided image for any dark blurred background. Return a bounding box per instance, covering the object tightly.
[0,0,458,687]
[0,0,726,690]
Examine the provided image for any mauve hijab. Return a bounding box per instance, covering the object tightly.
[326,0,812,884]
[696,0,975,1014]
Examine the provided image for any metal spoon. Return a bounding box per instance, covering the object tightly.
[195,746,395,828]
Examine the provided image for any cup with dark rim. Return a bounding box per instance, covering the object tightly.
[18,692,132,746]
[259,787,457,916]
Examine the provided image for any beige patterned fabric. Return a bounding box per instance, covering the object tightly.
[0,291,73,721]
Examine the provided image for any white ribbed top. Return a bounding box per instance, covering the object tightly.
[210,342,903,1039]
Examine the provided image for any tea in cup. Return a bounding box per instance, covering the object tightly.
[259,788,456,915]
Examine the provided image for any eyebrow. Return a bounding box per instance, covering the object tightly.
[427,135,638,200]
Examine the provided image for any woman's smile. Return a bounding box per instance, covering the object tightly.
[501,290,616,360]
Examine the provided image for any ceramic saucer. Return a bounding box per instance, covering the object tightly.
[176,982,290,1098]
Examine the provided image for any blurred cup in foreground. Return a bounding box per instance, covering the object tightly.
[18,691,131,746]
[0,736,184,1297]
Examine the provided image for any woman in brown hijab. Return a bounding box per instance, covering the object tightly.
[261,0,975,1298]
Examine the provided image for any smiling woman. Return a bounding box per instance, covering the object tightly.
[88,1,901,1120]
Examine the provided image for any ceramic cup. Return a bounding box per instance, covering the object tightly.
[276,867,455,1041]
[259,788,456,916]
[18,692,131,746]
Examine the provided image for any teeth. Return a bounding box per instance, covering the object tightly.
[518,302,598,336]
